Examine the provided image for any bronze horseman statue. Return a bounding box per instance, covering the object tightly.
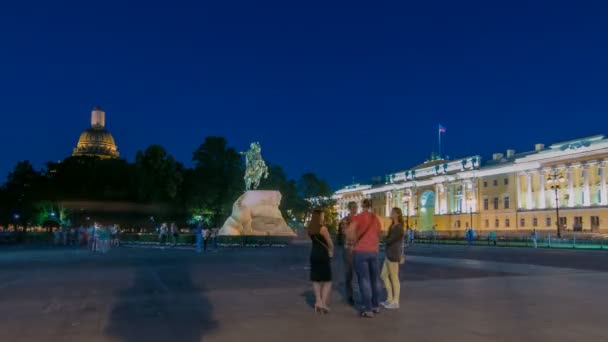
[240,142,269,191]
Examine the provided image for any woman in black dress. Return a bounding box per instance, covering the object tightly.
[308,209,334,313]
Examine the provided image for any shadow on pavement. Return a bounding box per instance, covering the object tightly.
[105,257,217,341]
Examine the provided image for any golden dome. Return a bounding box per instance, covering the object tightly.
[72,107,120,159]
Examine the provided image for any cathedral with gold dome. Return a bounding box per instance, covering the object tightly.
[72,107,120,159]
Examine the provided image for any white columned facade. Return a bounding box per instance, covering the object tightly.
[601,163,608,206]
[462,181,468,213]
[526,172,534,209]
[434,184,440,215]
[441,184,448,214]
[583,165,591,207]
[516,174,523,209]
[567,167,575,207]
[538,170,546,209]
[470,180,477,212]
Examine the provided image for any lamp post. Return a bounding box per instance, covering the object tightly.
[13,213,20,231]
[469,207,473,229]
[402,193,411,229]
[546,171,566,238]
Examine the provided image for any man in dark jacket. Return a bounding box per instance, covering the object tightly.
[341,201,358,305]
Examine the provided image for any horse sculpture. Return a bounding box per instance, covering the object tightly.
[241,142,269,191]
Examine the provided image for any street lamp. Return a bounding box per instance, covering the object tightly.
[13,213,20,231]
[402,193,411,229]
[546,171,566,238]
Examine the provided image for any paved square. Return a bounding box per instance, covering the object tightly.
[0,244,607,342]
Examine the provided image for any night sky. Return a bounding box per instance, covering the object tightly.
[1,1,607,189]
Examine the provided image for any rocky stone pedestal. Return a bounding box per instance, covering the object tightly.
[219,190,295,236]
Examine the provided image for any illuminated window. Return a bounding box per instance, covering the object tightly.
[505,219,510,228]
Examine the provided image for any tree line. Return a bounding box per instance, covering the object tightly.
[0,136,334,230]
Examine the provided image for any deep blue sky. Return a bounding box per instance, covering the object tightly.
[1,1,607,189]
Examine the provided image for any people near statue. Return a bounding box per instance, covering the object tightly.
[62,226,68,246]
[465,227,474,245]
[195,222,203,254]
[341,201,358,306]
[203,228,210,252]
[531,229,538,248]
[170,223,179,247]
[488,231,497,246]
[111,225,120,247]
[381,207,404,310]
[159,223,168,245]
[348,198,382,318]
[308,209,334,314]
[53,228,61,246]
[69,227,77,246]
[211,227,219,248]
[87,224,96,251]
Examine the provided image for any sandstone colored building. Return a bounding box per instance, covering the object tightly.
[333,135,608,235]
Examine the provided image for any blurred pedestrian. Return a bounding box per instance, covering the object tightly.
[195,222,203,253]
[203,228,210,252]
[341,201,358,306]
[381,207,404,310]
[308,209,333,314]
[170,223,179,247]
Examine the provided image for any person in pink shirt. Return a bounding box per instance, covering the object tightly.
[348,199,382,318]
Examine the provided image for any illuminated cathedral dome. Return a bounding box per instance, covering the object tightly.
[72,107,120,159]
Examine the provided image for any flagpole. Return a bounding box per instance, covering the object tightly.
[438,126,442,159]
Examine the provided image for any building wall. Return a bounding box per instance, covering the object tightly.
[333,135,608,235]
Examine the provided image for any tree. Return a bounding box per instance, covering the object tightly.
[259,164,307,221]
[134,145,184,203]
[3,161,44,230]
[297,172,332,199]
[190,137,243,226]
[45,156,134,201]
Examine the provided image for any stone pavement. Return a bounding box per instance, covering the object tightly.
[0,244,607,342]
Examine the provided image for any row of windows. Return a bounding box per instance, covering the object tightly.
[482,217,547,228]
[477,216,601,228]
[482,190,604,210]
[483,178,509,187]
[483,197,510,210]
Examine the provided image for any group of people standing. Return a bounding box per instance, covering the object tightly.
[308,199,404,318]
[53,223,120,252]
[158,222,180,246]
[195,222,219,253]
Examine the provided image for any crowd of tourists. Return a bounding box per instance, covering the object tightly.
[308,198,404,318]
[53,223,120,253]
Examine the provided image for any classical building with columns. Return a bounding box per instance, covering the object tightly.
[333,135,608,234]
